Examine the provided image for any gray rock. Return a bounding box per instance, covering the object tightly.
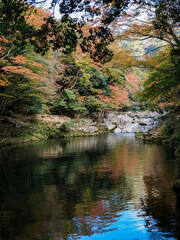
[122,123,141,133]
[105,120,116,130]
[91,112,104,121]
[128,111,150,119]
[109,116,120,125]
[136,111,150,118]
[84,126,98,133]
[132,117,138,123]
[140,125,154,132]
[139,118,154,125]
[117,114,133,125]
[127,112,137,118]
[114,127,121,133]
[148,111,161,118]
[84,119,93,124]
[107,112,116,120]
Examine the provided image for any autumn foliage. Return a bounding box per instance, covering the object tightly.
[0,5,53,114]
[0,3,169,116]
[97,85,129,109]
[26,6,50,28]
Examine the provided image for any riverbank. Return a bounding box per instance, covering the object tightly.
[135,112,180,147]
[135,112,180,190]
[1,110,180,190]
[0,115,107,147]
[0,110,161,147]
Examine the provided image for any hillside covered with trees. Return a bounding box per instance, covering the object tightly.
[0,0,179,146]
[1,2,180,239]
[0,5,146,117]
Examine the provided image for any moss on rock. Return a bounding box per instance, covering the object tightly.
[0,116,107,147]
[135,113,180,146]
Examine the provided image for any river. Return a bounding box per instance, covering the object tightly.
[0,133,179,240]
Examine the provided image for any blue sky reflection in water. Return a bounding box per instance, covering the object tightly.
[0,133,179,240]
[75,210,176,240]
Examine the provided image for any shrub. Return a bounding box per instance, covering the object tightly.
[50,89,88,116]
[85,96,106,112]
[59,122,71,132]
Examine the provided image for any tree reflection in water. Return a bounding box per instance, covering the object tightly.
[0,134,178,240]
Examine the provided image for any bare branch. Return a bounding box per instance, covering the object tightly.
[0,44,14,61]
[145,45,169,55]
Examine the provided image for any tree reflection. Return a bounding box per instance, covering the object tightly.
[139,146,178,239]
[0,134,178,240]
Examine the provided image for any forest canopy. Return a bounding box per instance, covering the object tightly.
[0,0,179,116]
[1,0,179,62]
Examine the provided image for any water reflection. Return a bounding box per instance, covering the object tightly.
[0,134,179,240]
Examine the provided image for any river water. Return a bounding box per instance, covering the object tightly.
[0,133,179,240]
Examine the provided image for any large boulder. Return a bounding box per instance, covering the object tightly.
[139,118,154,125]
[105,120,116,130]
[114,127,121,133]
[128,111,150,119]
[107,112,116,120]
[122,123,141,133]
[132,117,138,123]
[136,111,150,119]
[84,126,98,133]
[117,114,133,125]
[91,112,104,122]
[109,116,121,125]
[148,111,161,118]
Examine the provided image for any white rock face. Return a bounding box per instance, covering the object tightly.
[109,116,121,125]
[122,123,141,133]
[132,117,138,123]
[136,111,150,118]
[127,111,137,118]
[148,111,161,118]
[84,126,98,133]
[107,112,116,120]
[102,111,158,133]
[114,127,122,133]
[139,118,154,125]
[117,114,133,125]
[105,120,116,130]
